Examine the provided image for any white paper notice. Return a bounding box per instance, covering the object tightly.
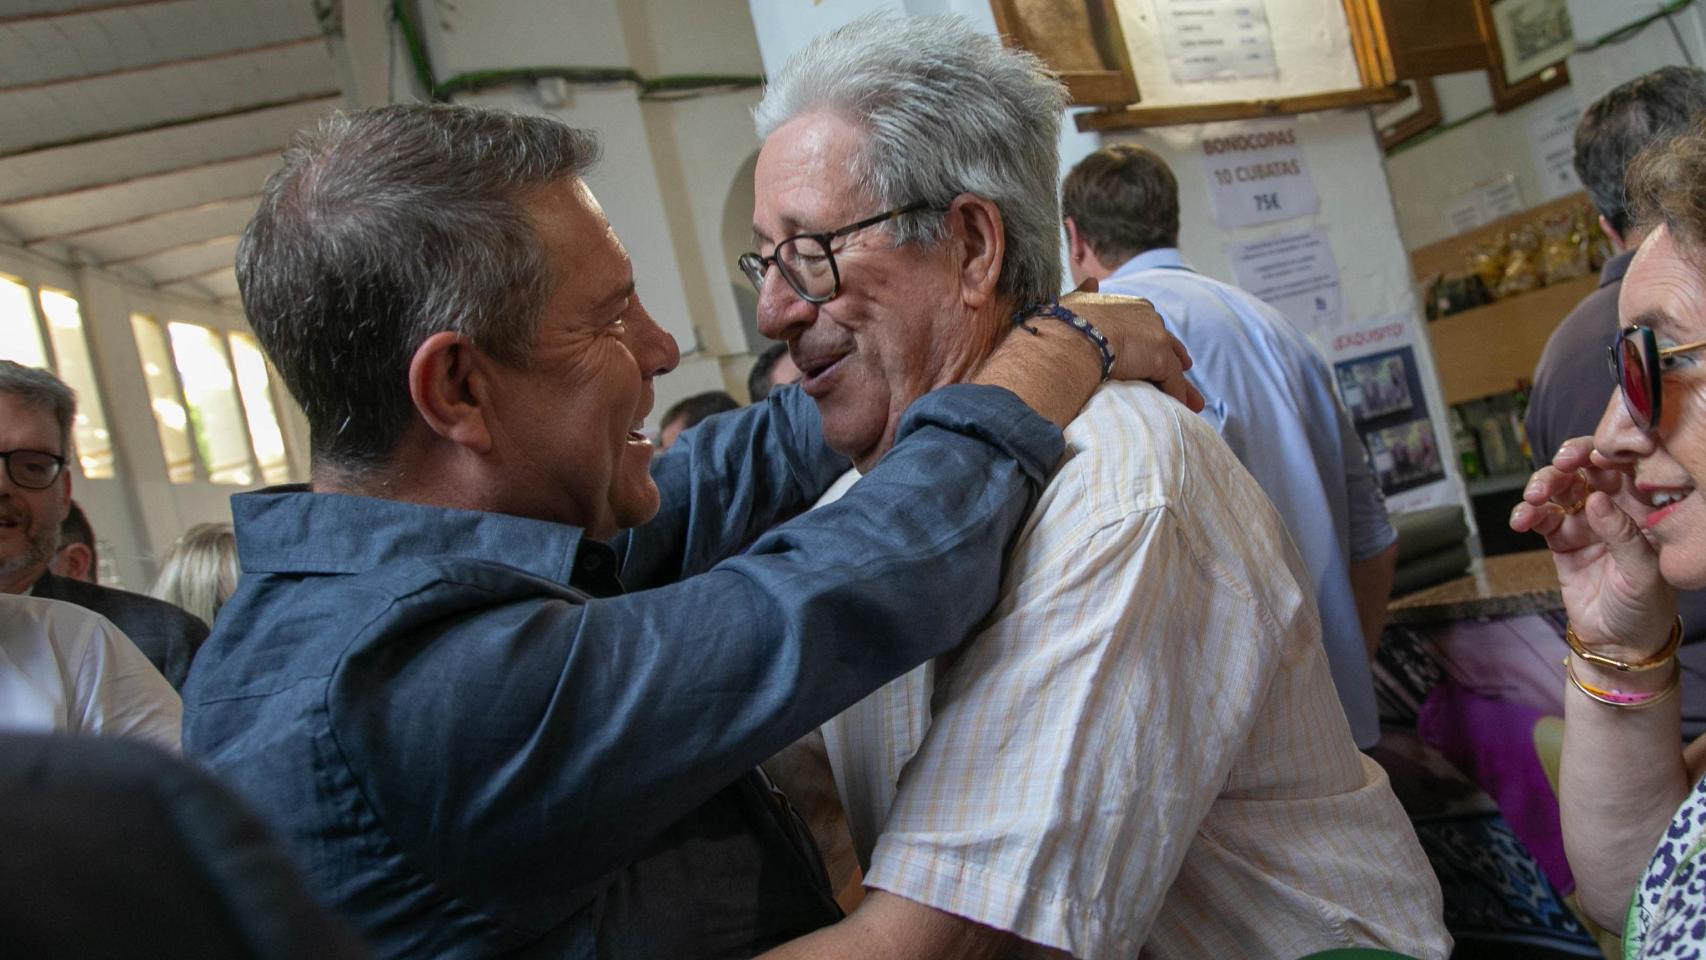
[1154,0,1278,83]
[1479,177,1524,219]
[1199,119,1317,229]
[1445,197,1485,234]
[1227,229,1342,338]
[1528,103,1583,201]
[1443,176,1526,235]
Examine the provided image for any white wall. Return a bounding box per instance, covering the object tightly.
[1384,4,1706,251]
[425,0,775,417]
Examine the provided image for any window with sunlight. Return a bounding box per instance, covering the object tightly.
[227,332,291,484]
[38,289,114,478]
[166,321,255,486]
[0,275,48,369]
[131,314,198,484]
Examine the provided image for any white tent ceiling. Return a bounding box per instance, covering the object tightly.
[0,0,347,302]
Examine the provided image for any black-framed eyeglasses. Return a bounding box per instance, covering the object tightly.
[1,449,66,490]
[1608,324,1706,433]
[738,200,934,304]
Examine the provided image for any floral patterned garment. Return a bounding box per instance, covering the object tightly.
[1629,773,1706,958]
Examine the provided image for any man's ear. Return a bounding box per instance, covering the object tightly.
[407,331,493,454]
[1599,214,1628,253]
[1064,216,1086,262]
[946,193,1005,310]
[51,542,93,582]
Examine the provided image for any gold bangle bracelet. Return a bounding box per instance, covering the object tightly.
[1564,616,1683,672]
[1565,656,1681,709]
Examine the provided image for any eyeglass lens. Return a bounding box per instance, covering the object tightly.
[5,451,62,489]
[774,236,835,300]
[744,237,838,303]
[1619,332,1656,431]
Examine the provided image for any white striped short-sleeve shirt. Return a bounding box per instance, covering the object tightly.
[818,383,1449,959]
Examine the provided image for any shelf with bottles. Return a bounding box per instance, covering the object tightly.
[1451,387,1531,492]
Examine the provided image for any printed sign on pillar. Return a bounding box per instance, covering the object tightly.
[1199,118,1318,229]
[1328,313,1459,512]
[1226,228,1343,338]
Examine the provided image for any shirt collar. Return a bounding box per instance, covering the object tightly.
[231,484,588,586]
[1601,248,1636,288]
[1108,247,1190,281]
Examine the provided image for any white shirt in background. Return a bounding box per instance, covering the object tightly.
[817,383,1448,960]
[0,594,182,750]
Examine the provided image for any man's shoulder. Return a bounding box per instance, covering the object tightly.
[1,593,122,646]
[1050,387,1282,531]
[1539,276,1621,371]
[36,574,208,639]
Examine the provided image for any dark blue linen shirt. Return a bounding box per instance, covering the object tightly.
[182,384,1064,960]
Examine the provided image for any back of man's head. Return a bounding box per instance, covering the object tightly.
[0,360,75,455]
[661,391,740,433]
[1061,143,1182,268]
[51,501,96,583]
[237,103,601,477]
[1575,66,1706,239]
[59,503,92,548]
[752,13,1068,308]
[747,343,789,403]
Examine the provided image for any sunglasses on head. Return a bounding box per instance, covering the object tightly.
[1608,324,1706,433]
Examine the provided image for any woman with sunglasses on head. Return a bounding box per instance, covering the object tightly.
[1512,129,1706,958]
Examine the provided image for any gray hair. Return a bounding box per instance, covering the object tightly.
[1575,66,1706,236]
[753,13,1067,307]
[150,522,239,628]
[237,103,601,475]
[0,360,75,454]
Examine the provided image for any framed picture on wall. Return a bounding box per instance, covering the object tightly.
[988,0,1139,107]
[1374,78,1442,152]
[1474,0,1573,112]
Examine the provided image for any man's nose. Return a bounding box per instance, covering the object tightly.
[755,268,815,342]
[631,304,680,379]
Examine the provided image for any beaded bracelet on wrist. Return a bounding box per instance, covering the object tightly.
[1564,655,1681,709]
[1564,616,1683,672]
[1012,301,1116,383]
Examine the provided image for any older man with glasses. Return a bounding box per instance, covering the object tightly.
[0,360,207,690]
[742,15,1448,959]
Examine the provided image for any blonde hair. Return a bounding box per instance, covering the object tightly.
[150,523,239,627]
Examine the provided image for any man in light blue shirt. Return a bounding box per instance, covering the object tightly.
[1063,143,1399,748]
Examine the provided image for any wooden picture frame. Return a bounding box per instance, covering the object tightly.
[1376,78,1441,151]
[988,0,1139,107]
[1473,0,1572,112]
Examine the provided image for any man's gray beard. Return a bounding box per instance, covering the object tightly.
[0,524,56,584]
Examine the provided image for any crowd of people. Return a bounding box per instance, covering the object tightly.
[7,10,1706,960]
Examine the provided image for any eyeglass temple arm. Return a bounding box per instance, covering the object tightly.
[1659,338,1706,357]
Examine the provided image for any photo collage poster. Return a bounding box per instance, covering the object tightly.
[1335,346,1446,496]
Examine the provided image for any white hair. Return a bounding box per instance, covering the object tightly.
[150,523,239,628]
[753,13,1067,307]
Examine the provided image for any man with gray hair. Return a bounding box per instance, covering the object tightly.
[179,100,1194,959]
[746,15,1447,958]
[0,360,205,688]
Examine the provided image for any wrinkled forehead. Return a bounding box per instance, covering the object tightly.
[1623,225,1706,342]
[752,112,876,239]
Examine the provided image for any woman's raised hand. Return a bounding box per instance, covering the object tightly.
[1511,436,1678,661]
